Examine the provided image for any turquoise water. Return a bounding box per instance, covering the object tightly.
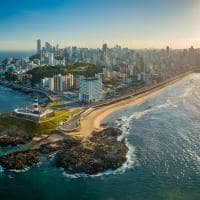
[0,74,200,200]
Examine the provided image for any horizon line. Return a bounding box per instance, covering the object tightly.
[0,46,198,52]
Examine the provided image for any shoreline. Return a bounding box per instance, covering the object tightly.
[0,71,197,175]
[0,80,53,102]
[72,72,192,138]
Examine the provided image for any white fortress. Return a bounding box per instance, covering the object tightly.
[13,98,54,122]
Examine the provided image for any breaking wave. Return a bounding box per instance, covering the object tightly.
[0,165,4,173]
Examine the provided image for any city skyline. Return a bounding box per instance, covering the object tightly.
[1,0,200,50]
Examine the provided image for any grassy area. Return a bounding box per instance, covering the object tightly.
[0,114,38,137]
[47,102,65,109]
[38,110,70,131]
[0,108,83,137]
[0,110,70,135]
[71,108,82,116]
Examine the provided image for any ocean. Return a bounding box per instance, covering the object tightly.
[0,86,35,114]
[0,73,200,200]
[0,51,34,63]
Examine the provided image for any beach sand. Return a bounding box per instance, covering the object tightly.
[69,74,190,138]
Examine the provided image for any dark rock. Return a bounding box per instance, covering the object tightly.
[39,137,81,154]
[55,127,128,175]
[39,141,63,154]
[0,135,31,147]
[0,150,40,170]
[62,137,81,149]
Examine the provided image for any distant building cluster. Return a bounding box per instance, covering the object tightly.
[41,73,74,93]
[1,39,200,104]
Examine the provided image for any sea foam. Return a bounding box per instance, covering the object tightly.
[0,165,4,173]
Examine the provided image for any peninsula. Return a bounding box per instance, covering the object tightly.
[0,71,193,175]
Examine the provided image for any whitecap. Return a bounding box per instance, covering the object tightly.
[0,165,4,173]
[9,167,30,173]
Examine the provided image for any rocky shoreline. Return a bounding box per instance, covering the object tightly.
[56,128,128,174]
[0,150,40,170]
[0,134,32,147]
[0,127,128,175]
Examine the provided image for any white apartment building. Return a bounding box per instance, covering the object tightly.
[54,74,63,92]
[79,76,102,104]
[41,77,54,91]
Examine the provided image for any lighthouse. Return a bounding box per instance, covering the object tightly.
[33,98,39,113]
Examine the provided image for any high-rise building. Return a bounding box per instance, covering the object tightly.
[102,43,108,54]
[62,73,74,91]
[48,77,55,91]
[75,75,84,89]
[37,39,41,54]
[41,77,54,91]
[79,76,103,104]
[48,53,54,66]
[166,46,170,53]
[54,74,63,92]
[45,42,52,52]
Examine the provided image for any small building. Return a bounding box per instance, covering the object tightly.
[137,72,146,82]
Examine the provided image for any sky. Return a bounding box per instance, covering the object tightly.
[0,0,200,50]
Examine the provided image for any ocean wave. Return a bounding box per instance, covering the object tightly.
[0,165,4,173]
[116,101,176,129]
[9,167,30,173]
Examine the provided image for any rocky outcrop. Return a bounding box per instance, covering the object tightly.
[39,137,81,154]
[55,127,128,175]
[0,127,128,175]
[0,150,40,170]
[39,141,63,154]
[0,134,31,147]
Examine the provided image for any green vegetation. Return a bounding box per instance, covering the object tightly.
[0,110,70,135]
[104,78,118,86]
[4,71,17,81]
[0,115,39,138]
[27,66,68,84]
[29,54,40,60]
[47,102,65,109]
[38,110,70,131]
[27,63,104,84]
[54,55,64,60]
[70,108,82,117]
[68,63,103,76]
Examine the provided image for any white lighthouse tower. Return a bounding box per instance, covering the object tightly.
[33,98,39,113]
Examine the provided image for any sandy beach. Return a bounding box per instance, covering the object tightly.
[71,73,190,138]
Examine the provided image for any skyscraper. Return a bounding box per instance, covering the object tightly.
[54,74,63,93]
[48,53,54,66]
[37,39,41,54]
